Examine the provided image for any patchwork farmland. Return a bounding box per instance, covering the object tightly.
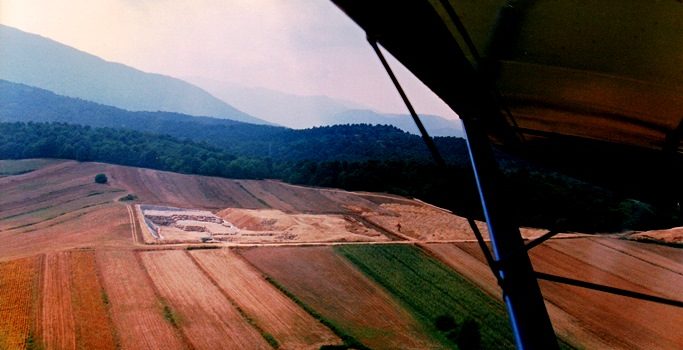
[0,159,681,349]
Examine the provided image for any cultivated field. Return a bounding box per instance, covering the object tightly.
[1,159,682,350]
[0,161,131,261]
[240,246,441,349]
[69,251,117,350]
[35,251,118,350]
[630,226,683,246]
[96,250,185,350]
[425,238,683,349]
[39,252,77,349]
[190,249,341,349]
[0,250,120,350]
[363,203,548,241]
[140,250,271,350]
[336,245,516,349]
[0,257,38,350]
[0,159,62,177]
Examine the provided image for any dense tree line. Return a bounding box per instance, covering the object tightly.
[0,122,269,179]
[0,80,468,164]
[2,121,678,232]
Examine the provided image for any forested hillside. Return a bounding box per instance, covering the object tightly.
[1,121,672,232]
[0,80,468,164]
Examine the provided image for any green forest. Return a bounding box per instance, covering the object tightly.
[3,79,682,233]
[1,121,676,233]
[0,79,469,164]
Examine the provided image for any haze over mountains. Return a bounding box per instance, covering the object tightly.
[0,79,469,165]
[0,24,269,125]
[0,23,461,136]
[0,25,674,233]
[188,76,464,137]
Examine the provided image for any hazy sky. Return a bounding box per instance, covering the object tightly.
[0,0,458,119]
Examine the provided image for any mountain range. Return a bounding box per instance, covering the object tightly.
[0,24,269,125]
[0,79,469,164]
[0,23,462,136]
[188,76,464,137]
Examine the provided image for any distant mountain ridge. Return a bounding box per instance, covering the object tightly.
[0,24,270,125]
[187,77,464,137]
[324,109,463,138]
[0,79,468,164]
[186,77,364,128]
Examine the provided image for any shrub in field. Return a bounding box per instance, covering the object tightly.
[95,173,108,184]
[162,304,179,328]
[457,318,482,350]
[118,194,137,201]
[434,314,457,332]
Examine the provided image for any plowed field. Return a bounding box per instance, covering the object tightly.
[0,161,131,261]
[2,159,682,349]
[190,249,341,349]
[140,250,270,350]
[240,246,440,349]
[336,244,515,349]
[96,250,185,350]
[70,251,117,350]
[426,238,683,349]
[0,256,38,350]
[40,252,76,350]
[363,203,545,241]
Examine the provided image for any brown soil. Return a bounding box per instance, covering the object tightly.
[239,180,346,213]
[0,160,408,250]
[96,250,185,350]
[0,203,131,262]
[240,246,441,349]
[363,203,546,241]
[107,166,270,210]
[40,252,76,350]
[0,161,132,261]
[140,250,270,350]
[69,251,117,350]
[190,249,341,349]
[629,226,683,245]
[0,256,38,350]
[217,208,388,243]
[425,238,683,349]
[3,160,681,349]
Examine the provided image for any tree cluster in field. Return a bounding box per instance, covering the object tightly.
[0,121,678,232]
[434,315,482,350]
[94,173,108,184]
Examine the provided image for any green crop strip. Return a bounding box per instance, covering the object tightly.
[336,244,515,349]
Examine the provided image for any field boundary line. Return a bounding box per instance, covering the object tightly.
[126,205,146,245]
[185,250,279,348]
[590,237,683,277]
[2,201,112,232]
[30,254,47,350]
[92,252,123,349]
[271,179,417,203]
[126,205,138,244]
[415,242,502,298]
[349,214,410,242]
[33,253,48,347]
[133,251,195,350]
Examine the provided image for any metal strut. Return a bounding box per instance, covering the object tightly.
[461,115,560,349]
[368,36,495,278]
[367,37,446,167]
[367,37,559,349]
